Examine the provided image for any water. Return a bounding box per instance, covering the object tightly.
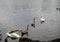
[0,0,60,42]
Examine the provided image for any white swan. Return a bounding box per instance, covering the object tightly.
[6,29,28,39]
[6,32,21,38]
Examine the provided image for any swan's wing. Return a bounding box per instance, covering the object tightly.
[6,33,13,37]
[6,33,21,38]
[11,33,21,38]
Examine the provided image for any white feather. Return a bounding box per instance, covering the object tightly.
[40,16,45,21]
[6,33,21,38]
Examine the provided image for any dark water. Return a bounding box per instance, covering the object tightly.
[0,0,60,42]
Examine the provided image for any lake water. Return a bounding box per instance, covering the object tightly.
[0,0,60,42]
